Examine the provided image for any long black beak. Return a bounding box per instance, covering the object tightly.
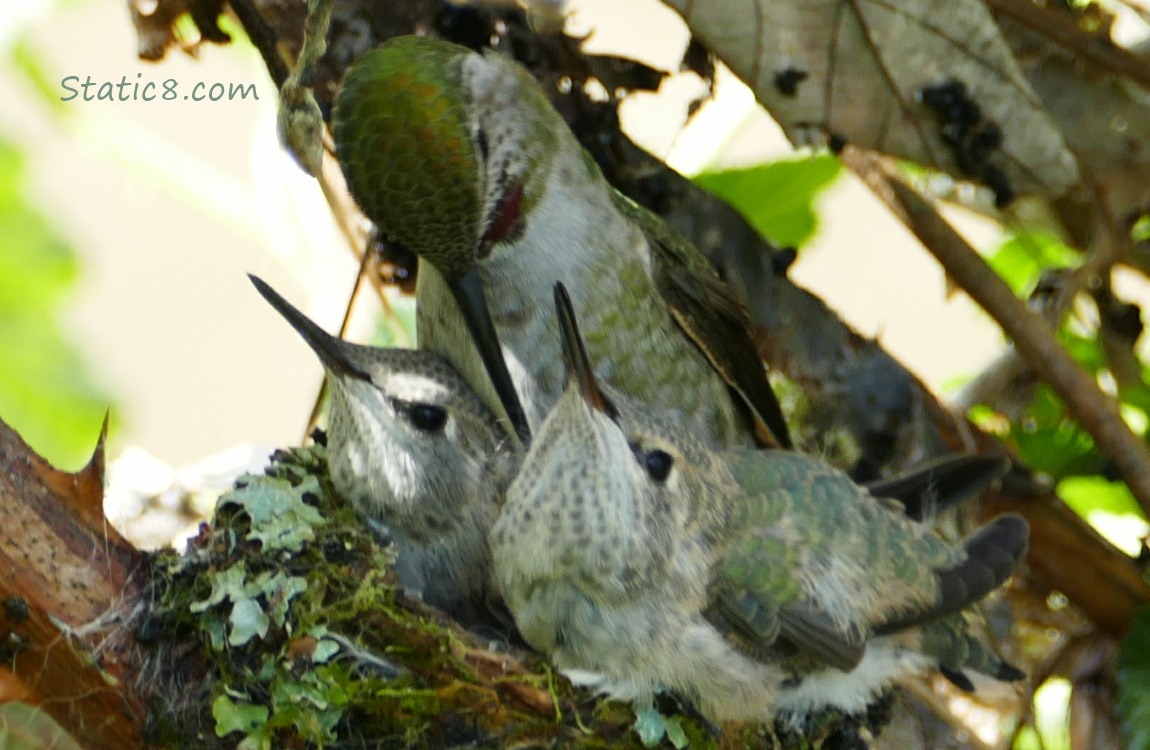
[554,282,616,419]
[248,274,367,380]
[449,268,532,445]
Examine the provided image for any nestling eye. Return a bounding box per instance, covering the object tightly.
[644,449,674,483]
[406,403,448,432]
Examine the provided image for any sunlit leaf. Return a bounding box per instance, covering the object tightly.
[0,136,113,469]
[693,155,841,247]
[1121,381,1150,418]
[1058,330,1105,374]
[1061,477,1146,519]
[1059,476,1149,556]
[1010,386,1102,478]
[213,694,269,738]
[1134,216,1150,244]
[986,231,1077,295]
[1028,678,1071,750]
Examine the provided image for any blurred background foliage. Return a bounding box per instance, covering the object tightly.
[693,154,842,248]
[2,0,112,471]
[0,128,114,470]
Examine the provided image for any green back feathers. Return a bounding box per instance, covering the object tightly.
[334,37,481,277]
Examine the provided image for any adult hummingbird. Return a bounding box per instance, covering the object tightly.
[332,35,791,451]
[491,283,1027,723]
[249,275,515,629]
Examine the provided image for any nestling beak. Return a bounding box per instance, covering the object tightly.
[249,274,368,381]
[554,282,617,420]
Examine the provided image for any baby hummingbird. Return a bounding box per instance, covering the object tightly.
[492,283,1026,724]
[250,275,515,628]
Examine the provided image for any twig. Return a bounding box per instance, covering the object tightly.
[951,268,1070,414]
[985,0,1150,89]
[843,148,1150,518]
[228,0,289,87]
[229,0,412,347]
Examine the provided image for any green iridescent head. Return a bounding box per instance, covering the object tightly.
[333,36,481,278]
[334,36,561,280]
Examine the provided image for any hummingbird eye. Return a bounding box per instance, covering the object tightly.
[643,449,674,483]
[404,403,448,433]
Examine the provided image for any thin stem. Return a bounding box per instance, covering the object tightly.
[228,0,290,87]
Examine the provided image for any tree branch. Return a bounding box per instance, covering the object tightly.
[844,148,1150,519]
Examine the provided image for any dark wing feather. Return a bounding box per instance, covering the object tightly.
[706,591,866,672]
[865,455,1010,521]
[777,604,867,671]
[660,258,793,449]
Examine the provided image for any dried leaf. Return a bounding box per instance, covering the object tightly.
[0,416,145,748]
[999,17,1150,236]
[665,0,1080,199]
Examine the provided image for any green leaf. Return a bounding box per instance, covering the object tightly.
[1058,330,1105,374]
[255,570,308,627]
[1119,606,1150,750]
[212,694,269,737]
[986,230,1077,295]
[312,638,340,663]
[1121,383,1150,421]
[229,597,271,646]
[1132,215,1150,244]
[1059,477,1150,556]
[10,37,70,118]
[664,715,689,749]
[0,135,114,469]
[190,563,250,613]
[634,708,670,747]
[1027,678,1071,750]
[1011,386,1102,478]
[693,155,841,247]
[223,475,325,552]
[1060,476,1145,518]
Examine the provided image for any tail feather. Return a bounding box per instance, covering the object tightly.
[878,514,1028,634]
[917,614,1027,687]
